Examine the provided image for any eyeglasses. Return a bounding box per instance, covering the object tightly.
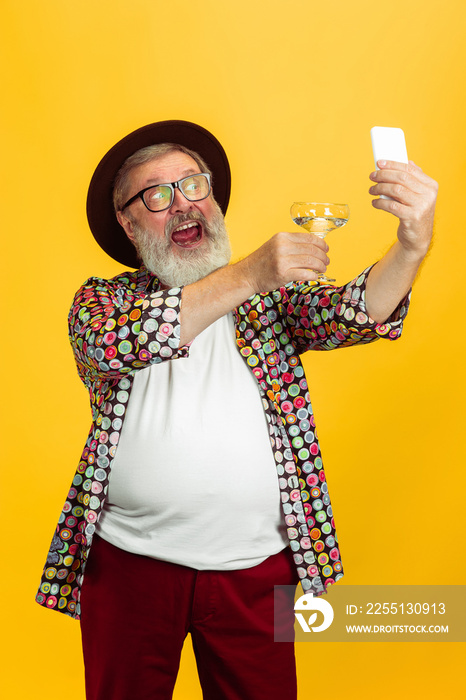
[120,173,212,213]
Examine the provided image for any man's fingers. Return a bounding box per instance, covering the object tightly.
[278,251,329,279]
[373,160,435,188]
[278,232,330,267]
[247,231,332,292]
[287,230,330,251]
[287,268,321,282]
[371,197,411,218]
[370,168,426,195]
[298,247,330,269]
[408,160,422,172]
[369,182,419,206]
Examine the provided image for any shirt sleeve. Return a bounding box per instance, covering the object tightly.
[277,265,411,353]
[68,275,189,384]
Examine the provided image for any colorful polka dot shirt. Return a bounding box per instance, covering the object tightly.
[36,264,410,618]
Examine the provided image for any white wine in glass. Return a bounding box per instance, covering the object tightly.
[291,201,350,283]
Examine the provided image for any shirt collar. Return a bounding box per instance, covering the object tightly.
[136,264,161,293]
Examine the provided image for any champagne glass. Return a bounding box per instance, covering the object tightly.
[290,202,350,283]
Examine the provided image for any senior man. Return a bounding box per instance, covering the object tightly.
[36,120,437,700]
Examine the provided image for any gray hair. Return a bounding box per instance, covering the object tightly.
[112,143,213,214]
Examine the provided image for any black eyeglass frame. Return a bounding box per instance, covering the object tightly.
[120,173,212,213]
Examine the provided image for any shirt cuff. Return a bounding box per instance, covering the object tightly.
[140,287,190,360]
[339,265,411,340]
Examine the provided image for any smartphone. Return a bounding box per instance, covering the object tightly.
[370,126,409,199]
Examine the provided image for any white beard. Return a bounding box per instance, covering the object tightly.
[131,202,232,287]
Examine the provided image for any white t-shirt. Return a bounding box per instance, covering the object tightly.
[96,313,288,569]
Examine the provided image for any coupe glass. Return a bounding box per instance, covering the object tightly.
[290,201,350,283]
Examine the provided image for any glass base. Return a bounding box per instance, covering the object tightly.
[316,273,335,283]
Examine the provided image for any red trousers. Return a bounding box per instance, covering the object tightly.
[80,535,298,700]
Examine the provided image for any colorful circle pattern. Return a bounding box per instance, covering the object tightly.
[36,264,409,617]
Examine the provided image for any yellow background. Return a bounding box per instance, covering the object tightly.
[1,0,465,697]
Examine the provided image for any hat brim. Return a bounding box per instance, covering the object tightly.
[86,120,231,269]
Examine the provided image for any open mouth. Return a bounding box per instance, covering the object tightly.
[171,220,203,248]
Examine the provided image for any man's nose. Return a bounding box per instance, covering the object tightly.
[169,186,193,214]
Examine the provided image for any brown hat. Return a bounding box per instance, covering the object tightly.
[86,120,231,268]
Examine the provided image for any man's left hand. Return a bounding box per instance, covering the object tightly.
[369,160,438,259]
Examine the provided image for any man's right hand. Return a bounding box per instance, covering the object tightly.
[239,231,330,294]
[179,232,330,347]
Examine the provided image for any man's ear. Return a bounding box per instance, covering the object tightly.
[116,211,136,243]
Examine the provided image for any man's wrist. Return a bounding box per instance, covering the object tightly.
[230,257,258,298]
[395,238,431,268]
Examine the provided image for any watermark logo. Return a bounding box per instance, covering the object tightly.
[273,585,466,642]
[294,592,334,632]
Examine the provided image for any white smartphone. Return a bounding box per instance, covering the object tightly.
[371,126,408,199]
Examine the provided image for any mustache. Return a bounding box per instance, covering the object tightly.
[165,210,211,239]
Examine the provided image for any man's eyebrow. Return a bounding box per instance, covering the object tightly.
[144,168,199,186]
